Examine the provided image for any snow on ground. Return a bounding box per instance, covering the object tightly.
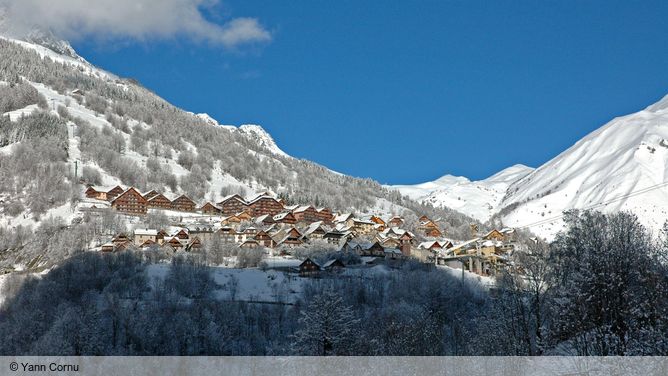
[436,264,496,288]
[3,103,39,121]
[146,264,306,303]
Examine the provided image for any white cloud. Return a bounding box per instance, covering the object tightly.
[0,0,271,48]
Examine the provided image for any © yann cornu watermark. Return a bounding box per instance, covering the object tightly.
[9,361,79,372]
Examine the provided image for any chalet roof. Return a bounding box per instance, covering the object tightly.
[299,258,321,269]
[254,214,275,224]
[218,194,247,205]
[323,259,344,268]
[316,207,330,212]
[284,204,299,211]
[247,194,280,205]
[239,239,260,247]
[352,218,375,225]
[418,241,441,250]
[111,187,144,204]
[134,229,158,236]
[273,212,294,221]
[173,194,195,203]
[333,213,353,223]
[293,205,313,213]
[88,185,123,193]
[303,221,325,236]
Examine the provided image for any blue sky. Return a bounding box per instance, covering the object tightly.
[70,0,668,184]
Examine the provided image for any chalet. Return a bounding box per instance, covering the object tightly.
[239,239,260,249]
[218,227,238,243]
[323,230,354,245]
[236,211,253,222]
[378,237,402,249]
[168,228,189,240]
[156,229,168,244]
[164,236,185,251]
[171,195,196,212]
[273,211,297,225]
[419,240,454,252]
[369,215,386,230]
[186,237,202,251]
[111,187,148,215]
[302,222,327,240]
[221,215,242,228]
[387,216,404,228]
[342,240,385,257]
[200,202,222,215]
[323,259,345,273]
[351,219,376,235]
[254,214,275,226]
[419,215,431,222]
[142,190,160,200]
[146,193,172,210]
[85,185,119,201]
[483,229,506,241]
[112,233,132,248]
[333,213,354,224]
[418,219,443,238]
[299,258,321,277]
[217,194,249,215]
[315,207,334,223]
[106,186,126,201]
[254,230,277,248]
[248,195,284,217]
[292,206,319,224]
[275,227,304,247]
[134,229,158,245]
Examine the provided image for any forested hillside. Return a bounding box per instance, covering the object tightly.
[0,37,477,242]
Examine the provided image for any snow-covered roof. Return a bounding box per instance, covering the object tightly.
[134,229,158,236]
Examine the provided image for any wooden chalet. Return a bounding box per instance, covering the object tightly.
[273,211,297,225]
[299,258,321,277]
[315,207,334,223]
[218,227,238,243]
[217,194,249,215]
[186,237,202,251]
[254,214,276,226]
[236,211,253,222]
[302,222,327,240]
[483,229,505,241]
[369,215,386,229]
[156,229,168,244]
[292,206,319,223]
[171,195,196,212]
[200,202,222,215]
[164,236,184,250]
[112,233,132,248]
[146,193,172,210]
[276,227,304,247]
[172,229,189,240]
[248,195,284,217]
[221,215,242,228]
[323,259,345,272]
[387,216,404,228]
[351,219,376,235]
[239,239,260,249]
[111,187,147,215]
[85,185,124,201]
[134,229,158,245]
[254,230,277,248]
[142,190,160,200]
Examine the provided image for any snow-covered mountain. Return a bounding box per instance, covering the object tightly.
[390,165,533,223]
[393,94,668,240]
[500,94,668,239]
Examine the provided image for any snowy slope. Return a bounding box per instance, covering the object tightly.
[390,164,533,222]
[500,94,668,240]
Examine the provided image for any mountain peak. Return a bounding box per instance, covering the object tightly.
[238,124,289,158]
